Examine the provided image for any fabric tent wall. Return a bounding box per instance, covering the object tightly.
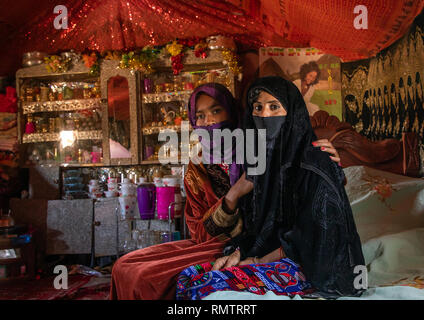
[341,11,424,156]
[256,0,424,61]
[0,0,424,77]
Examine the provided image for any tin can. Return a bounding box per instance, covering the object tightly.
[40,87,49,101]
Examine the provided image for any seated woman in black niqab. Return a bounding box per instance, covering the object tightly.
[176,76,365,300]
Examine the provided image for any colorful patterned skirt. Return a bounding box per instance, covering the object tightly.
[176,258,314,300]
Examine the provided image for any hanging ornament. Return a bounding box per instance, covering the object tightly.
[171,53,184,75]
[177,37,201,49]
[221,49,243,81]
[166,41,184,57]
[194,41,208,59]
[44,55,72,73]
[104,50,122,61]
[82,52,100,75]
[166,40,185,75]
[118,48,158,74]
[43,37,211,76]
[120,53,130,69]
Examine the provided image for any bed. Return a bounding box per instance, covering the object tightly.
[203,111,424,300]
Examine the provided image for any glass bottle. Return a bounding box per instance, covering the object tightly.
[25,115,36,134]
[182,108,188,121]
[78,149,83,163]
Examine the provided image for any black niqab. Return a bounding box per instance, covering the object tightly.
[231,76,365,298]
[240,76,317,259]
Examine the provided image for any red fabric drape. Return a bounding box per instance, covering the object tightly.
[0,0,423,76]
[271,0,424,61]
[0,0,286,76]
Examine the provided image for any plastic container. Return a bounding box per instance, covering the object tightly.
[156,186,176,220]
[137,183,156,220]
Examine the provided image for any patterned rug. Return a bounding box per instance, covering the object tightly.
[0,274,110,300]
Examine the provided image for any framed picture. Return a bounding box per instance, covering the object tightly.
[259,47,342,120]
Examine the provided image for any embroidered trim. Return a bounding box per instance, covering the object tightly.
[212,203,240,228]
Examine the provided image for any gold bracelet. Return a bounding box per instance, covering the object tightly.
[253,256,259,264]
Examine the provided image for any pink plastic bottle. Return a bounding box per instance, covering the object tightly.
[156,186,176,220]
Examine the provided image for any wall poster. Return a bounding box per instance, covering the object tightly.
[259,47,342,120]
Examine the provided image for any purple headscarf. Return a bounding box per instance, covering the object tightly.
[187,83,242,185]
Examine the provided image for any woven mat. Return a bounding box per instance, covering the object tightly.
[0,274,110,300]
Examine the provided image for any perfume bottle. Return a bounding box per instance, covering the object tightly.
[54,147,59,161]
[182,108,188,121]
[78,149,83,163]
[25,115,36,134]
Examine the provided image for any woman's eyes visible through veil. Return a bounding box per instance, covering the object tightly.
[252,103,284,116]
[252,91,287,116]
[211,107,223,115]
[253,104,262,112]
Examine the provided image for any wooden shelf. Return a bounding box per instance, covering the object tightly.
[0,257,23,265]
[119,215,183,222]
[0,239,13,250]
[140,158,185,165]
[16,61,94,79]
[142,125,192,135]
[0,275,31,283]
[21,98,101,114]
[0,239,28,250]
[22,130,102,143]
[140,160,161,164]
[142,91,192,104]
[60,163,105,168]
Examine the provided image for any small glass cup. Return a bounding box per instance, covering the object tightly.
[144,78,153,93]
[155,84,163,93]
[160,231,172,243]
[123,233,137,253]
[164,83,173,93]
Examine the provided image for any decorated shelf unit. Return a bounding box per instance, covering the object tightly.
[16,61,103,167]
[11,42,243,261]
[16,48,241,169]
[139,49,239,164]
[15,47,242,204]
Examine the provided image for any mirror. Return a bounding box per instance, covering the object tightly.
[107,76,131,159]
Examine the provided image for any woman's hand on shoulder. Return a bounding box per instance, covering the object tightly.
[224,172,254,212]
[312,139,341,165]
[233,172,254,197]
